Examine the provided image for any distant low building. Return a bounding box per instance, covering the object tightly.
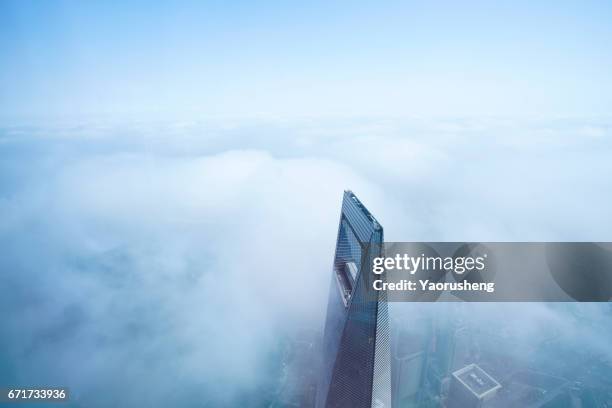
[448,364,501,408]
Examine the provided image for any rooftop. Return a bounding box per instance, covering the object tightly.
[453,363,502,399]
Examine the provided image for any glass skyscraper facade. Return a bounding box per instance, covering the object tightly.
[317,191,391,408]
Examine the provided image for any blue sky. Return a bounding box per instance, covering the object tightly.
[2,0,612,119]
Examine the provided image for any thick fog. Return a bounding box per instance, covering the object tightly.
[0,117,611,406]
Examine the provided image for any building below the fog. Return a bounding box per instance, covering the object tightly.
[391,317,430,407]
[448,364,501,408]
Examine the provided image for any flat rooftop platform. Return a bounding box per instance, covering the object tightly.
[453,363,501,399]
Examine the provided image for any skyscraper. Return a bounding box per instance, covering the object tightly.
[317,191,391,408]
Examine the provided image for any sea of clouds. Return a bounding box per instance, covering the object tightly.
[0,116,611,406]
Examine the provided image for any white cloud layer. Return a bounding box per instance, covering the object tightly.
[0,116,611,406]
